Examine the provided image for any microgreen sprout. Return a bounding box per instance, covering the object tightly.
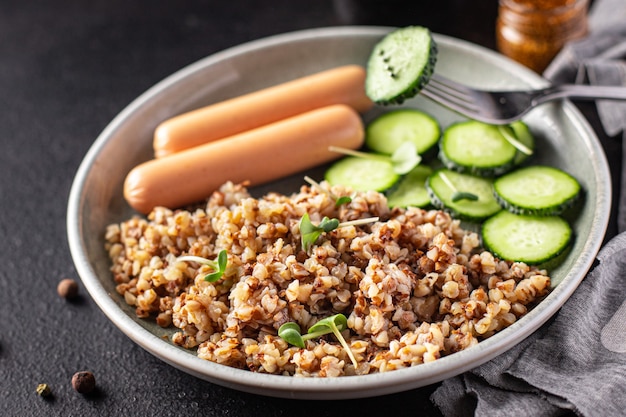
[278,314,358,368]
[334,195,353,206]
[176,249,228,282]
[438,171,479,203]
[497,125,533,156]
[451,191,479,203]
[329,141,421,175]
[299,213,379,253]
[303,176,353,207]
[300,213,339,253]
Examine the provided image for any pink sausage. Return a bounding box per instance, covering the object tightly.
[126,104,364,213]
[153,65,373,158]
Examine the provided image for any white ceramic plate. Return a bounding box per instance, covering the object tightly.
[67,26,611,399]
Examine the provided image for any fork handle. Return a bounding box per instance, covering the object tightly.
[535,84,626,106]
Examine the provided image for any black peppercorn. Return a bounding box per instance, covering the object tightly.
[71,371,96,394]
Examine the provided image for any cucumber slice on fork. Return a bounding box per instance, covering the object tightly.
[365,26,438,105]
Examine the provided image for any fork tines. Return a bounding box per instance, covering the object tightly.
[421,74,481,113]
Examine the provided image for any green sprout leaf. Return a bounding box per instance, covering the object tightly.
[277,322,305,348]
[329,144,421,176]
[300,213,331,253]
[303,175,352,207]
[300,214,379,254]
[498,125,533,156]
[390,142,422,175]
[451,191,479,202]
[439,171,479,203]
[176,249,228,282]
[306,313,348,337]
[334,195,353,207]
[278,314,358,368]
[319,217,340,233]
[300,214,340,253]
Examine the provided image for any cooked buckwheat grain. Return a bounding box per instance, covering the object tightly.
[105,181,551,377]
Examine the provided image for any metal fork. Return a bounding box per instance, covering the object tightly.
[421,73,626,125]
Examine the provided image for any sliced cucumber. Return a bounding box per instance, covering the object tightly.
[386,164,433,208]
[494,165,581,216]
[365,109,440,157]
[440,120,517,176]
[482,211,572,265]
[365,26,438,105]
[426,169,502,221]
[325,156,399,192]
[510,121,535,165]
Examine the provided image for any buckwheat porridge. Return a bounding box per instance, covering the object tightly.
[105,181,551,377]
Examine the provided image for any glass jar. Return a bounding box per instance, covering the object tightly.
[496,0,589,73]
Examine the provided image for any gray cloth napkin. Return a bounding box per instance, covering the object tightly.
[545,0,626,233]
[431,0,626,415]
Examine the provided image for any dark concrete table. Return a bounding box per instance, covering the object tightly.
[0,1,615,416]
